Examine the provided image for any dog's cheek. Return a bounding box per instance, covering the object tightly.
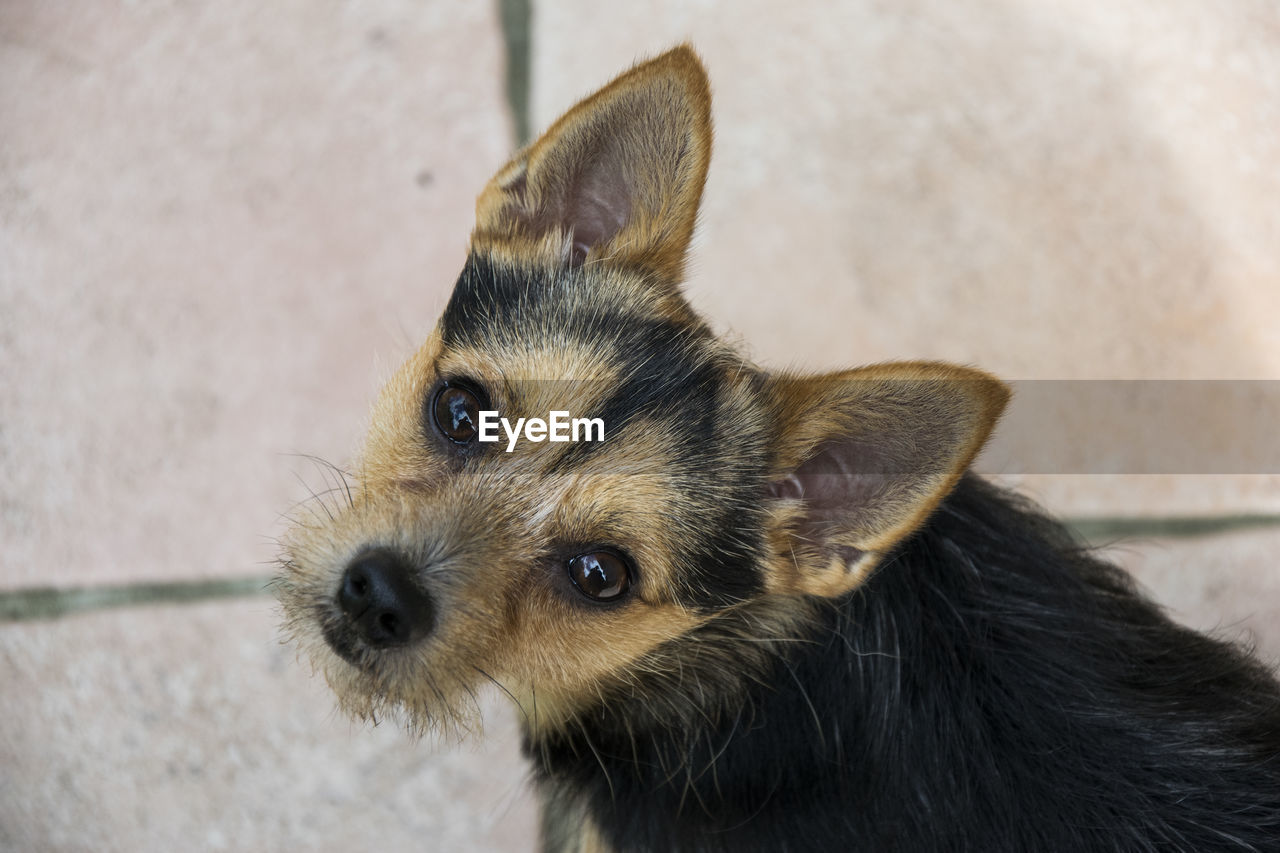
[360,334,447,483]
[501,589,705,715]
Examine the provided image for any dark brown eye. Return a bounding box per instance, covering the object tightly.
[432,382,482,444]
[567,551,631,601]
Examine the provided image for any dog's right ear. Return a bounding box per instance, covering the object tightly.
[472,46,712,284]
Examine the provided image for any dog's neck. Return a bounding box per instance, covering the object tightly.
[523,475,1280,851]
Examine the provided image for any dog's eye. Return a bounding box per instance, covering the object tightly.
[567,551,631,601]
[432,382,482,444]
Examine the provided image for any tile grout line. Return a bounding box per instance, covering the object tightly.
[498,0,532,147]
[0,576,276,623]
[1066,513,1280,542]
[3,514,1279,623]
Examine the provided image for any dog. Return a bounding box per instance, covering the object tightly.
[277,46,1280,851]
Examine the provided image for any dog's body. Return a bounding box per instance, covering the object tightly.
[278,47,1280,851]
[538,474,1280,851]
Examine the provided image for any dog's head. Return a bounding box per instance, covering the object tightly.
[277,46,1007,736]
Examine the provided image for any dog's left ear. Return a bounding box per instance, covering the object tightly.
[765,363,1009,598]
[473,45,712,282]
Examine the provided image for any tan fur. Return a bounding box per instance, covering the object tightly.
[277,45,1009,852]
[473,45,712,284]
[763,360,1009,598]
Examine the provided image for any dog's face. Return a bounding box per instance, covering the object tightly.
[277,47,1007,736]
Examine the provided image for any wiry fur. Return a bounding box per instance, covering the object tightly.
[278,46,1280,851]
[535,477,1280,851]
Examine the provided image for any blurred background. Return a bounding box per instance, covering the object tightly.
[3,1,1279,850]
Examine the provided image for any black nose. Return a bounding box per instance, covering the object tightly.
[337,549,435,648]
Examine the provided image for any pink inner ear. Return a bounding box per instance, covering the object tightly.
[767,441,884,562]
[566,157,632,262]
[508,147,634,265]
[768,440,894,525]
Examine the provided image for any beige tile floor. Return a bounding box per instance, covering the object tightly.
[3,2,1279,850]
[2,601,534,852]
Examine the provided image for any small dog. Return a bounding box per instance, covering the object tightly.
[278,47,1280,851]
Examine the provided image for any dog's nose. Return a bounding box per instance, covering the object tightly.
[337,549,434,648]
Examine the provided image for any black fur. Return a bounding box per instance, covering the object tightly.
[440,255,768,608]
[530,476,1280,851]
